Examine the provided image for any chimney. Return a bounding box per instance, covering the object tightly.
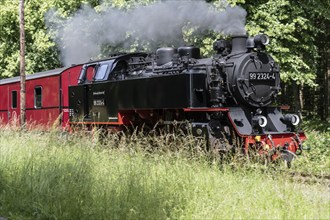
[230,35,248,54]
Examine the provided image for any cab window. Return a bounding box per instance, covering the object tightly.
[95,64,109,80]
[109,60,127,80]
[86,66,96,82]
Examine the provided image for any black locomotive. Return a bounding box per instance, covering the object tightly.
[69,34,306,163]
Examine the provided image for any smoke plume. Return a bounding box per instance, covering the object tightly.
[46,0,247,66]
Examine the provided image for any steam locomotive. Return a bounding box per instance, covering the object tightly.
[69,34,306,164]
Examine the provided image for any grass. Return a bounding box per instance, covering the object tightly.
[291,130,330,175]
[291,120,330,175]
[0,126,329,219]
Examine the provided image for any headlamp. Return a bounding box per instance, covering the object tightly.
[282,114,300,126]
[253,115,268,128]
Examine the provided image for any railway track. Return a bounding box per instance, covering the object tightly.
[287,171,330,186]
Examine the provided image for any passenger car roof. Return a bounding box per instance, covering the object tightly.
[0,68,66,85]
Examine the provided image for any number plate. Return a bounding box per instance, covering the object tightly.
[249,72,276,81]
[93,99,105,106]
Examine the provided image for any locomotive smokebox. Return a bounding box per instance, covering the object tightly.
[230,35,247,54]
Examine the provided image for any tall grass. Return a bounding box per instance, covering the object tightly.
[0,127,329,219]
[292,120,330,174]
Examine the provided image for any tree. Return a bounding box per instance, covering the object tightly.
[0,0,101,79]
[19,0,26,126]
[298,0,330,120]
[0,0,328,120]
[242,0,329,119]
[0,1,20,78]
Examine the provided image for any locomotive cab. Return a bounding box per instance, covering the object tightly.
[78,53,150,84]
[78,60,115,84]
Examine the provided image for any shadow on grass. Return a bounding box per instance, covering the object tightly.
[0,155,94,219]
[0,143,189,220]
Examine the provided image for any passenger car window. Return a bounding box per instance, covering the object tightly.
[34,87,42,108]
[11,91,17,109]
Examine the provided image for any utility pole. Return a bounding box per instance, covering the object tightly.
[19,0,26,127]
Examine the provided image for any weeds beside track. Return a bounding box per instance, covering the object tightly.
[0,126,329,220]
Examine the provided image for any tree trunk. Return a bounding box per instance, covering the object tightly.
[293,81,301,117]
[327,50,330,121]
[299,84,304,113]
[19,0,26,127]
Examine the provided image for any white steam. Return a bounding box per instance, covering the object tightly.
[46,0,247,66]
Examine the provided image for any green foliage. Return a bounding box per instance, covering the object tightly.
[0,128,329,219]
[0,0,327,82]
[0,0,328,118]
[0,1,20,78]
[303,119,330,133]
[286,120,330,174]
[0,0,101,78]
[294,134,330,175]
[245,0,318,86]
[106,0,156,9]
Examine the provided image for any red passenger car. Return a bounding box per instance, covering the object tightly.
[0,65,82,128]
